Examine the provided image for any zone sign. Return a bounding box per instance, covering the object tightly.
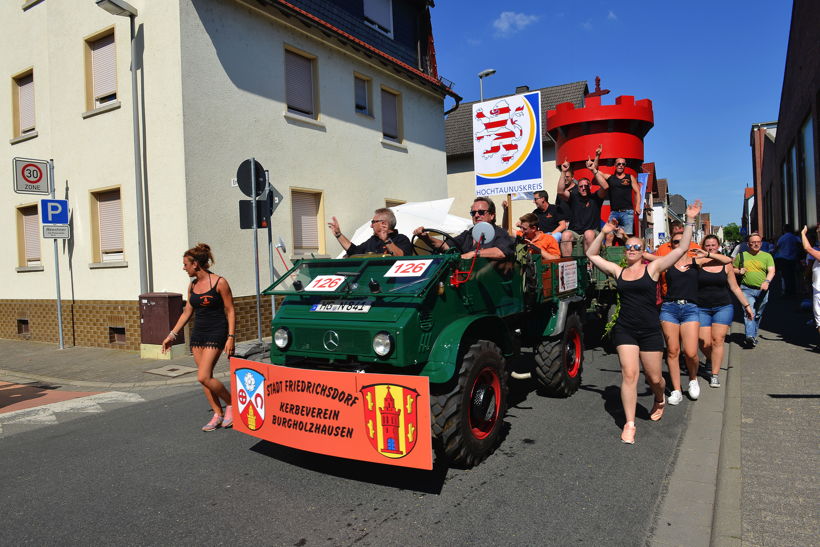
[13,157,51,195]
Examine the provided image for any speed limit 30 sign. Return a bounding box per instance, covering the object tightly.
[13,157,51,195]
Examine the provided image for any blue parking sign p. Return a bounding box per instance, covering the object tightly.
[41,199,69,225]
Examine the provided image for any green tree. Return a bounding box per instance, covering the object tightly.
[723,223,741,242]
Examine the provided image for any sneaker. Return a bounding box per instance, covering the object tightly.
[752,337,759,347]
[688,379,701,400]
[202,412,223,432]
[710,375,720,388]
[621,422,636,444]
[744,337,755,348]
[650,396,666,421]
[668,390,683,405]
[222,405,234,428]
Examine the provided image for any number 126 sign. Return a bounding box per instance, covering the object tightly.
[384,260,433,277]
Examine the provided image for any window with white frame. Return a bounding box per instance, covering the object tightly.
[285,49,316,117]
[291,190,321,254]
[13,71,35,137]
[354,75,371,115]
[364,0,393,36]
[19,205,41,267]
[381,88,401,141]
[88,32,117,108]
[94,189,124,262]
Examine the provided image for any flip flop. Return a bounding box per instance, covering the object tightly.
[650,396,666,421]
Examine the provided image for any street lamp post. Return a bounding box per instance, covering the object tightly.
[96,0,148,295]
[478,68,496,102]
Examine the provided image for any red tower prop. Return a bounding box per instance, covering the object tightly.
[546,89,654,234]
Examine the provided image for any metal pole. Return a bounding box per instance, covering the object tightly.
[480,78,484,102]
[50,160,65,350]
[250,158,263,343]
[265,170,276,319]
[129,14,148,295]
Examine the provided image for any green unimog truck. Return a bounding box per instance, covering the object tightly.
[230,225,595,469]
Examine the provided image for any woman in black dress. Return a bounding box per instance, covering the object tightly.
[162,243,235,431]
[587,201,702,444]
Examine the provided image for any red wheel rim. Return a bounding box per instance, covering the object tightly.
[469,366,501,439]
[565,328,582,378]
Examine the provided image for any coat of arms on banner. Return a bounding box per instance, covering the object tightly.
[235,368,266,431]
[473,91,543,197]
[360,384,420,459]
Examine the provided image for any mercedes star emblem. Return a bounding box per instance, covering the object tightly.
[323,330,340,351]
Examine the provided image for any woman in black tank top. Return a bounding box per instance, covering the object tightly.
[587,200,702,444]
[161,243,236,432]
[696,235,753,388]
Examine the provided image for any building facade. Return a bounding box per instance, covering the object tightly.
[2,0,456,350]
[752,0,819,238]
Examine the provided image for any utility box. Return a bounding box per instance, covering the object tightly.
[140,292,185,345]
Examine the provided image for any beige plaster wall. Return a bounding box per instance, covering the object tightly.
[178,0,449,296]
[1,0,187,300]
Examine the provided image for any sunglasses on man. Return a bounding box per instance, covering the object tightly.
[469,209,489,216]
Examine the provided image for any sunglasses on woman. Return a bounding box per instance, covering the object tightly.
[625,244,642,251]
[671,239,682,246]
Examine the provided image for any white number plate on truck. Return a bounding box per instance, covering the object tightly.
[310,300,372,313]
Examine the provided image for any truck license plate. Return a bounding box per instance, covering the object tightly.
[311,300,372,313]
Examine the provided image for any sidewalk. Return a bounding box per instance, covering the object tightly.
[0,339,254,388]
[711,294,819,546]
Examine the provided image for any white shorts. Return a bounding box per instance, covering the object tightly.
[813,287,820,328]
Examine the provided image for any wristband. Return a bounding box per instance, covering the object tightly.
[227,334,235,338]
[334,232,342,238]
[168,331,178,340]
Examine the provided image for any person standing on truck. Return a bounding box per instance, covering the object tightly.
[586,200,702,444]
[590,149,641,236]
[162,243,235,432]
[413,197,515,259]
[328,208,412,256]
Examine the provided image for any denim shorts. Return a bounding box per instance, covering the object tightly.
[608,210,635,234]
[660,301,700,324]
[698,304,734,327]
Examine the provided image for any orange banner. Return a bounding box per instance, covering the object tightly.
[230,358,433,470]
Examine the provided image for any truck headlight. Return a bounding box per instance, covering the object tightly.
[373,332,393,357]
[273,327,290,349]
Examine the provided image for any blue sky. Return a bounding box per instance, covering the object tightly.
[430,1,792,226]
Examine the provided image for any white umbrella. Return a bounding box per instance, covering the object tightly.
[340,198,472,257]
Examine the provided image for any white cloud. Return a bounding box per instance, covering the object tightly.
[580,20,593,31]
[493,11,539,37]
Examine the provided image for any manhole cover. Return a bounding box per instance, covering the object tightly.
[145,365,197,378]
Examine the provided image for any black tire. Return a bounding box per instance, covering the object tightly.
[431,340,508,468]
[534,312,584,397]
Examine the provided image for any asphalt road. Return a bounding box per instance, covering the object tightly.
[1,346,692,546]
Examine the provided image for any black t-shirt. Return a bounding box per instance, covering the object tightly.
[452,225,515,259]
[606,174,634,211]
[532,203,568,233]
[566,187,604,232]
[346,230,412,256]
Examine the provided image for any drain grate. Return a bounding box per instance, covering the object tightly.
[145,365,197,378]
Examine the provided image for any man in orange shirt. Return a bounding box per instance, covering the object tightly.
[648,221,700,295]
[518,213,561,260]
[654,221,699,257]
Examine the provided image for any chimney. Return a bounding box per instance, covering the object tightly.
[515,85,530,94]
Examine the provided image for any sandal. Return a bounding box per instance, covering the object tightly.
[621,422,636,444]
[650,396,666,421]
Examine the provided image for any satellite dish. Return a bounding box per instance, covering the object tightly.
[471,221,495,246]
